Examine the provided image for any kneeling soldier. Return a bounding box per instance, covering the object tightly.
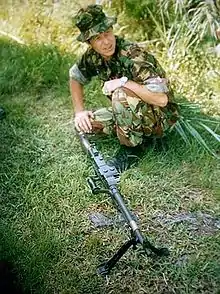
[70,5,178,171]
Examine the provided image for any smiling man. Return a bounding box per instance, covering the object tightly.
[69,5,178,171]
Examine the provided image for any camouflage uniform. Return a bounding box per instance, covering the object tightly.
[70,5,178,147]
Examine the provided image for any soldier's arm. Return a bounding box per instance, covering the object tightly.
[69,79,93,133]
[103,78,168,107]
[122,45,169,107]
[70,79,84,113]
[69,61,95,133]
[123,80,168,107]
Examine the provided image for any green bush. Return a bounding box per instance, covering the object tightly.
[0,38,74,95]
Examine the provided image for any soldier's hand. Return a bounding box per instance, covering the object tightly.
[74,110,94,133]
[102,79,121,95]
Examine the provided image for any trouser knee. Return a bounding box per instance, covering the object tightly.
[111,88,128,107]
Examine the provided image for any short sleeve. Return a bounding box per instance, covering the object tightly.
[69,49,98,85]
[69,64,88,85]
[127,45,166,83]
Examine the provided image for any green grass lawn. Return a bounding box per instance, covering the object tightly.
[0,86,219,293]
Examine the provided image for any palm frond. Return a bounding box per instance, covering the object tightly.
[178,118,219,159]
[145,7,168,47]
[173,120,190,144]
[198,122,220,143]
[188,118,220,125]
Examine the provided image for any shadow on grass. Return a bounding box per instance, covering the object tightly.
[0,39,104,293]
[0,259,24,294]
[0,112,106,293]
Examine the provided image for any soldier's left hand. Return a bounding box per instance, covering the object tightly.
[102,79,121,95]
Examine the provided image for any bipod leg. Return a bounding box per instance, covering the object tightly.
[143,239,170,257]
[97,237,137,276]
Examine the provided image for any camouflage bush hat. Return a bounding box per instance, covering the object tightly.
[75,5,117,42]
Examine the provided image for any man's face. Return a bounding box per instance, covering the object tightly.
[89,28,116,59]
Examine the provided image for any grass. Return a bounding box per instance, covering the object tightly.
[0,38,220,293]
[0,38,73,96]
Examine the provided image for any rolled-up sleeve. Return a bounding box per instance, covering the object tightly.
[127,45,172,94]
[69,48,98,85]
[129,45,166,81]
[69,63,88,85]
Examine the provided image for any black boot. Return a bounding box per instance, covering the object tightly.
[142,136,169,152]
[0,108,6,120]
[151,137,169,152]
[107,144,145,173]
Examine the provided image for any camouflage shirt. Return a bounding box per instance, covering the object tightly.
[69,36,169,88]
[70,36,178,124]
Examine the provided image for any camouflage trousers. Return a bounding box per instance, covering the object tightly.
[90,87,175,147]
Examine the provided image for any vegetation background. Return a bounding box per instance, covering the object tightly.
[0,0,219,293]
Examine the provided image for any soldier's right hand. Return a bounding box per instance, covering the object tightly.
[74,110,94,133]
